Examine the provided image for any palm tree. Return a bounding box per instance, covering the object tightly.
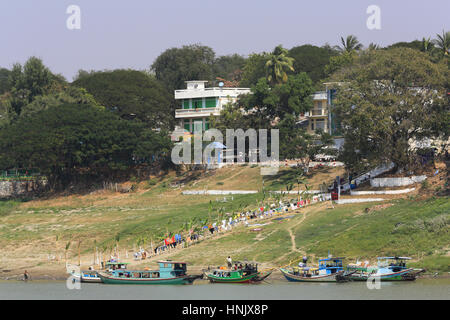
[338,35,363,53]
[367,42,380,51]
[433,30,450,56]
[421,37,433,53]
[265,45,295,85]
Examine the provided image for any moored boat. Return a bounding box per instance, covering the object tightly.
[98,260,202,285]
[280,257,345,282]
[67,261,129,283]
[203,261,271,283]
[343,257,424,281]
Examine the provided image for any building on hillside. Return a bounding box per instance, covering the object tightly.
[174,80,250,134]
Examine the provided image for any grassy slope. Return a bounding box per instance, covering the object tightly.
[0,165,448,275]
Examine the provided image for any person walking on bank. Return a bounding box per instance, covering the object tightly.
[226,256,232,268]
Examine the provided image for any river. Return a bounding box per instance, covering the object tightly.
[0,278,448,300]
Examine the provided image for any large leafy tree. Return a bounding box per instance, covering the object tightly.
[0,68,11,95]
[330,48,449,172]
[212,54,246,83]
[0,103,172,189]
[7,57,64,116]
[265,45,295,85]
[20,86,100,118]
[72,69,174,129]
[288,44,338,85]
[238,72,314,125]
[240,52,270,87]
[151,44,215,91]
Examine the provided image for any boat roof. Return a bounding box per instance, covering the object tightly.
[319,257,345,262]
[157,260,188,265]
[377,257,411,260]
[106,262,129,265]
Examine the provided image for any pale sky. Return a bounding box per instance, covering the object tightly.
[1,0,448,80]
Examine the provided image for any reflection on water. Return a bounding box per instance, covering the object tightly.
[0,279,448,300]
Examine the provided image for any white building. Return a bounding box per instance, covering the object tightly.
[174,80,250,133]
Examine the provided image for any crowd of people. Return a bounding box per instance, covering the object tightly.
[128,195,330,261]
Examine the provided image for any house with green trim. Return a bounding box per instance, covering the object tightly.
[174,80,251,134]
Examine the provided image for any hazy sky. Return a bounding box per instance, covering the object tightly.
[1,0,448,80]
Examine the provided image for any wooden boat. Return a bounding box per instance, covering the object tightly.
[203,261,271,283]
[280,257,345,282]
[67,261,129,283]
[343,257,424,281]
[98,260,202,285]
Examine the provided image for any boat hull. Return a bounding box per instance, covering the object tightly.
[280,268,344,282]
[98,272,200,285]
[204,272,260,283]
[346,268,417,281]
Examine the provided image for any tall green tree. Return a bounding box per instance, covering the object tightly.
[151,44,215,91]
[288,44,338,85]
[0,103,172,189]
[265,45,295,85]
[330,48,449,172]
[7,57,63,115]
[240,52,270,87]
[72,70,174,129]
[212,54,246,83]
[338,35,363,53]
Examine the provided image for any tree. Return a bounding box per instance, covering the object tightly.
[330,48,449,172]
[0,68,11,95]
[421,37,434,53]
[151,44,216,91]
[72,69,174,129]
[433,30,450,56]
[212,54,246,83]
[240,52,270,87]
[324,51,356,76]
[237,73,314,126]
[0,103,173,189]
[20,86,100,118]
[288,45,338,85]
[265,45,295,85]
[338,35,363,53]
[278,114,334,171]
[7,57,63,115]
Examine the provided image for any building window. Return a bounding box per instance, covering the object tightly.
[193,98,203,109]
[183,99,190,109]
[311,120,314,131]
[205,97,216,108]
[184,119,191,132]
[317,101,322,109]
[316,119,325,130]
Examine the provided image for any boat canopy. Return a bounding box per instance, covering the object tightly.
[377,257,411,260]
[157,260,188,265]
[319,257,345,262]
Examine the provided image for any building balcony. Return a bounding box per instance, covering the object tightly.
[175,107,221,119]
[308,108,328,117]
[174,87,250,100]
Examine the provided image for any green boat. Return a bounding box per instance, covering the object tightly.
[203,261,272,283]
[98,260,202,285]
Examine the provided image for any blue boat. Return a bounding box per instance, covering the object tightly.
[345,257,424,281]
[98,260,203,285]
[280,257,345,282]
